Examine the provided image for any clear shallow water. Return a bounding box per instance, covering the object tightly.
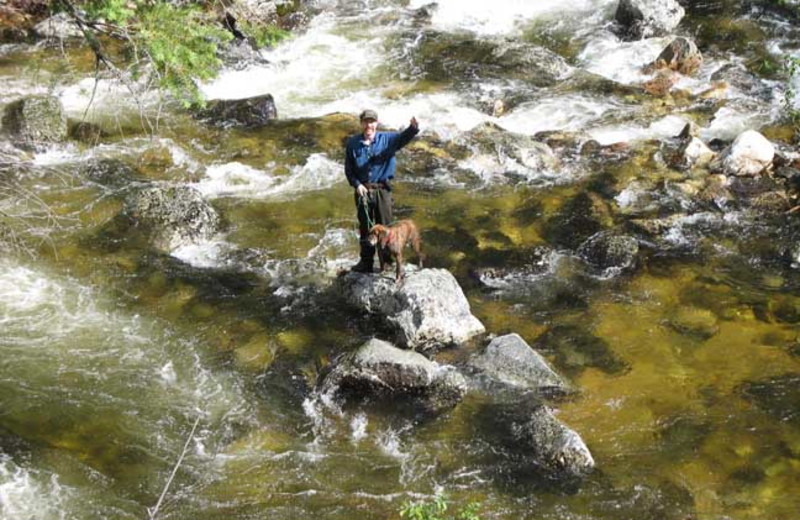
[2,1,800,519]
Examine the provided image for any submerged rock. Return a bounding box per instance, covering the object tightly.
[709,130,774,177]
[126,185,220,252]
[615,0,685,41]
[577,231,639,272]
[82,158,139,187]
[470,333,571,397]
[317,338,467,413]
[667,306,720,340]
[462,122,559,180]
[408,30,571,85]
[544,191,614,249]
[338,268,485,350]
[196,94,277,128]
[2,95,67,148]
[739,374,800,425]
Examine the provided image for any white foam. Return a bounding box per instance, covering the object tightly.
[0,455,72,520]
[498,94,619,135]
[588,114,688,145]
[350,413,368,444]
[194,153,342,199]
[0,258,251,444]
[579,34,671,84]
[408,0,615,36]
[200,13,384,114]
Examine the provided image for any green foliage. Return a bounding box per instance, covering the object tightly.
[135,3,231,108]
[400,495,482,520]
[237,20,289,49]
[66,1,242,108]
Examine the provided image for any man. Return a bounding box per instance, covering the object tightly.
[345,109,419,273]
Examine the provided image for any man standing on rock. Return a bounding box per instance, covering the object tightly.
[345,109,419,273]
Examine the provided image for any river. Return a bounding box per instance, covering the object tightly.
[1,1,799,519]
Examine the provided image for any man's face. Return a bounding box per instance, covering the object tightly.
[361,118,378,141]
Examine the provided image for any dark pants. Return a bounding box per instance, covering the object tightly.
[355,187,393,264]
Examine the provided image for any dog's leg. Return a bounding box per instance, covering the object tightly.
[378,246,386,272]
[411,232,424,268]
[395,251,404,284]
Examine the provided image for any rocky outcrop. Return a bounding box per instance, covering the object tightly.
[33,12,82,40]
[615,0,685,41]
[577,231,639,272]
[317,338,467,413]
[126,185,220,252]
[2,95,67,148]
[196,94,277,128]
[709,130,774,177]
[338,268,485,350]
[648,37,702,76]
[470,333,571,396]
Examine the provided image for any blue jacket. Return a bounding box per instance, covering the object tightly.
[344,125,419,188]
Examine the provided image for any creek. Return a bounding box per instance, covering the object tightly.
[1,1,800,519]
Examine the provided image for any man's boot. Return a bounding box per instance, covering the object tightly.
[351,257,374,273]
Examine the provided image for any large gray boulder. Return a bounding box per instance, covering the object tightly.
[709,130,774,177]
[339,268,486,350]
[33,13,83,40]
[2,95,67,148]
[317,338,467,413]
[509,405,595,480]
[615,0,685,40]
[126,185,220,252]
[470,334,570,396]
[196,94,277,128]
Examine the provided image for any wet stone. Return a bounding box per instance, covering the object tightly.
[125,184,221,252]
[2,95,67,148]
[316,338,467,414]
[648,37,703,76]
[82,158,139,187]
[577,231,639,272]
[195,94,278,128]
[614,0,685,41]
[470,333,571,397]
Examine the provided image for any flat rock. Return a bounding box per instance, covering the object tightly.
[470,333,571,396]
[339,268,485,350]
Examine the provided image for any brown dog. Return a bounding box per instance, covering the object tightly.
[368,219,424,283]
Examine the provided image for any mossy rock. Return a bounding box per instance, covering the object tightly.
[2,95,67,147]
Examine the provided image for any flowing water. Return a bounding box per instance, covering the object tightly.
[1,1,800,519]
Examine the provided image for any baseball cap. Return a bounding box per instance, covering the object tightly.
[359,109,378,121]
